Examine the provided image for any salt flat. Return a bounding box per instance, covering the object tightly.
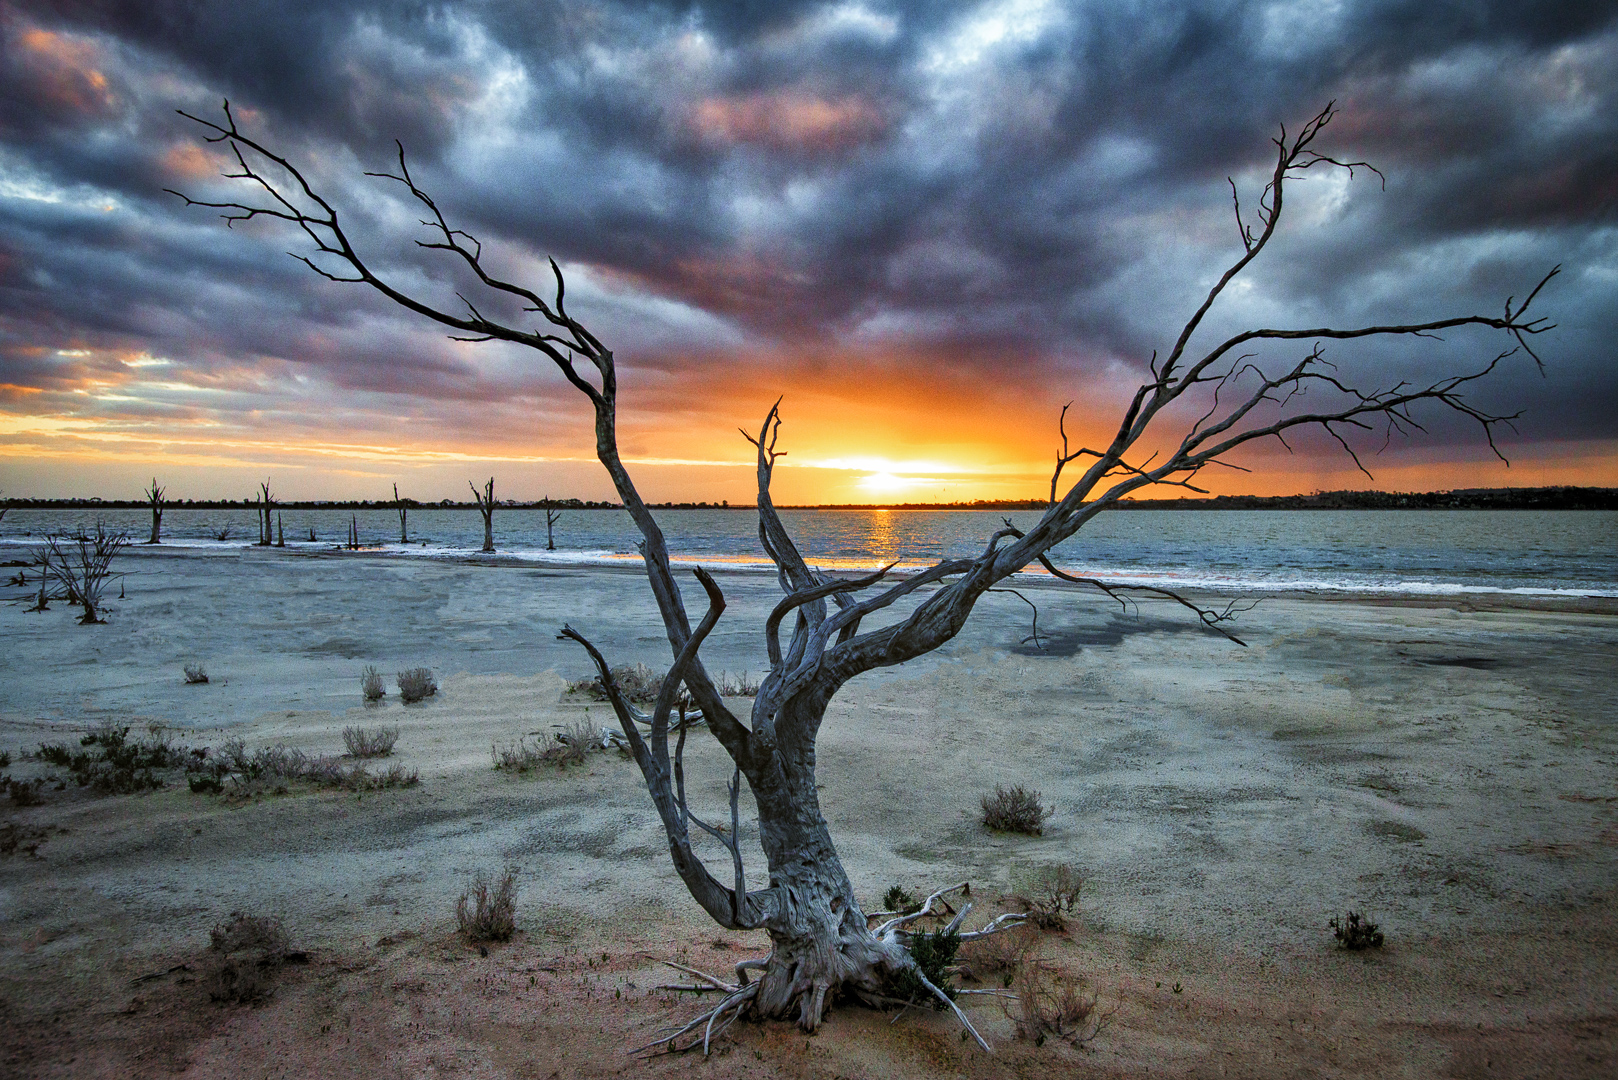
[2,544,1615,1078]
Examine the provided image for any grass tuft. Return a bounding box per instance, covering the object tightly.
[1330,911,1384,950]
[183,662,209,684]
[342,725,398,759]
[457,868,518,943]
[360,665,385,702]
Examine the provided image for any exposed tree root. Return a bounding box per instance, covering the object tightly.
[635,883,1029,1056]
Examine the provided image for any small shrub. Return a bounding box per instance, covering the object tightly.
[883,884,918,914]
[1007,966,1105,1046]
[342,725,398,758]
[205,912,291,1003]
[0,750,11,768]
[1015,863,1082,932]
[492,737,548,773]
[190,737,417,797]
[34,723,195,795]
[1330,911,1384,950]
[457,868,518,943]
[396,667,437,703]
[184,662,209,684]
[959,922,1037,987]
[885,929,960,1008]
[4,775,45,807]
[360,665,385,702]
[982,785,1052,835]
[493,722,603,773]
[567,662,664,703]
[714,670,760,696]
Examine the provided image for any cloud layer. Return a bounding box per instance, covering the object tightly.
[1,0,1615,501]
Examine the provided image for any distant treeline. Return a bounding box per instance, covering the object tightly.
[780,486,1618,510]
[1,497,620,510]
[6,487,1615,511]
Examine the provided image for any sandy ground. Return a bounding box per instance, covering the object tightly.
[2,544,1616,1078]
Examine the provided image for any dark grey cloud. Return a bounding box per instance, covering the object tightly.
[1,0,1615,474]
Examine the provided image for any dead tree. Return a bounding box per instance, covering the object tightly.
[175,101,1554,1048]
[144,478,165,544]
[256,479,274,546]
[470,477,496,553]
[38,523,129,624]
[394,482,409,543]
[544,497,561,551]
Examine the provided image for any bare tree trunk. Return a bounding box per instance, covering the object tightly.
[470,477,495,553]
[395,482,408,543]
[145,478,164,544]
[257,480,274,546]
[276,512,285,547]
[544,498,560,551]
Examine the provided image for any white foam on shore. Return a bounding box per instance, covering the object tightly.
[4,534,1614,598]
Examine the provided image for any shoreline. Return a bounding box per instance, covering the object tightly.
[3,536,1616,1076]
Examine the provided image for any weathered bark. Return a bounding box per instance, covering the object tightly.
[176,100,1556,1048]
[470,477,495,553]
[144,478,164,544]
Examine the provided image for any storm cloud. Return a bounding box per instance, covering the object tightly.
[1,0,1614,500]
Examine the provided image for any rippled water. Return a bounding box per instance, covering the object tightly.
[3,506,1614,596]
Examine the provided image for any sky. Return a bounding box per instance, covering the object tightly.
[0,0,1614,505]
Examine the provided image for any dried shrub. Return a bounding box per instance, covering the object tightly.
[184,662,209,684]
[396,667,437,703]
[714,670,760,696]
[0,751,9,768]
[959,922,1038,987]
[492,721,602,772]
[205,913,291,1003]
[1007,966,1106,1047]
[190,737,417,797]
[360,665,385,702]
[567,662,664,703]
[457,868,518,943]
[343,725,398,759]
[1330,911,1384,950]
[3,775,45,807]
[1014,863,1082,932]
[982,785,1052,835]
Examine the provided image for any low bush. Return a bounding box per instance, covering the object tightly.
[205,912,291,1003]
[1014,863,1082,932]
[189,737,418,797]
[492,721,603,772]
[396,667,437,703]
[882,884,919,914]
[1330,911,1384,950]
[35,723,201,796]
[714,670,760,696]
[457,868,518,943]
[567,662,664,703]
[959,922,1037,987]
[360,665,385,702]
[982,785,1052,835]
[0,750,9,768]
[184,662,209,685]
[885,929,960,1008]
[1007,966,1106,1047]
[342,725,398,759]
[3,775,45,807]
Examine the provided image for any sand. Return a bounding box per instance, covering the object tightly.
[2,543,1615,1078]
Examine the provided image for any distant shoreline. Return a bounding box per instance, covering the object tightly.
[5,485,1616,511]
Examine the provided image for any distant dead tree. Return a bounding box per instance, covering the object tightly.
[394,482,408,543]
[276,512,285,547]
[347,514,360,550]
[544,496,562,551]
[38,523,129,624]
[144,478,165,544]
[469,477,496,553]
[255,479,274,546]
[177,101,1555,1051]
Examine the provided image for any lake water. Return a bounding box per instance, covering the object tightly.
[3,507,1614,598]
